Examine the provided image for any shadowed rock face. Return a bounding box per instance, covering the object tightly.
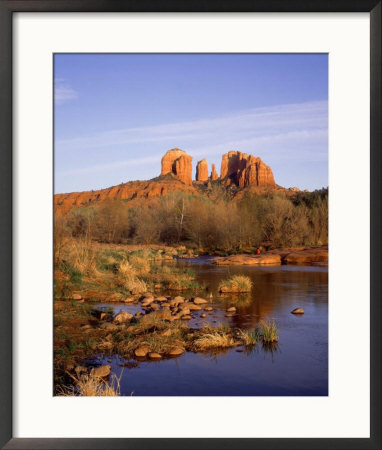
[196,159,208,181]
[211,163,219,180]
[161,148,193,185]
[220,151,275,188]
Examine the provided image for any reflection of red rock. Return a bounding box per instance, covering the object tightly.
[220,151,275,187]
[161,148,192,185]
[196,159,208,181]
[210,163,218,180]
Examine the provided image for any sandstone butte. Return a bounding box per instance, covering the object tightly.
[220,150,275,188]
[54,148,292,215]
[161,148,193,185]
[211,163,218,180]
[195,159,209,182]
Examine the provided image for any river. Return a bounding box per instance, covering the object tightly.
[90,257,328,396]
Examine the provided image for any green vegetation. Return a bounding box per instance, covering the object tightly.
[260,320,279,343]
[54,232,200,300]
[237,328,260,346]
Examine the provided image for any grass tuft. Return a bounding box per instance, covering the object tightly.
[58,372,121,396]
[193,327,236,351]
[260,320,279,343]
[237,328,260,346]
[118,260,147,294]
[218,275,252,293]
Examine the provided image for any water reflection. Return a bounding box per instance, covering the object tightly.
[89,261,327,396]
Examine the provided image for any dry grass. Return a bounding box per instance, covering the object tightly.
[128,252,151,275]
[193,329,237,351]
[139,333,185,355]
[118,260,147,294]
[118,318,187,356]
[66,239,98,276]
[118,260,136,277]
[58,372,121,397]
[132,310,172,334]
[104,255,119,266]
[218,275,253,293]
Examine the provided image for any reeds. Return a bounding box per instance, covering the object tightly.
[260,320,279,343]
[237,328,260,346]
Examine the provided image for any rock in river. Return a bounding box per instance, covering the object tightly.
[291,308,305,314]
[135,345,150,357]
[193,297,208,305]
[168,347,185,356]
[90,365,111,378]
[148,352,162,360]
[187,303,202,311]
[113,311,133,324]
[100,322,118,331]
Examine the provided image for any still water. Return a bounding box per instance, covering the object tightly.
[92,258,328,396]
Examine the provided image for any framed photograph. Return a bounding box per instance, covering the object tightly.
[1,1,380,449]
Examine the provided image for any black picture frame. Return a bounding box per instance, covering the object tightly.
[0,1,380,449]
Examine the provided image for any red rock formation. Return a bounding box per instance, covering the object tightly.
[220,151,275,188]
[210,163,218,180]
[161,148,192,185]
[54,149,279,215]
[196,159,208,181]
[54,178,197,215]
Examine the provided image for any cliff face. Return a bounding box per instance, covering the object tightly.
[220,151,275,188]
[161,148,192,185]
[196,159,209,181]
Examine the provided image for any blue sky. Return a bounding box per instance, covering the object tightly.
[54,54,328,193]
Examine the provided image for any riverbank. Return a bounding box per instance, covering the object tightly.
[54,293,278,394]
[54,262,328,396]
[211,246,328,266]
[54,239,328,395]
